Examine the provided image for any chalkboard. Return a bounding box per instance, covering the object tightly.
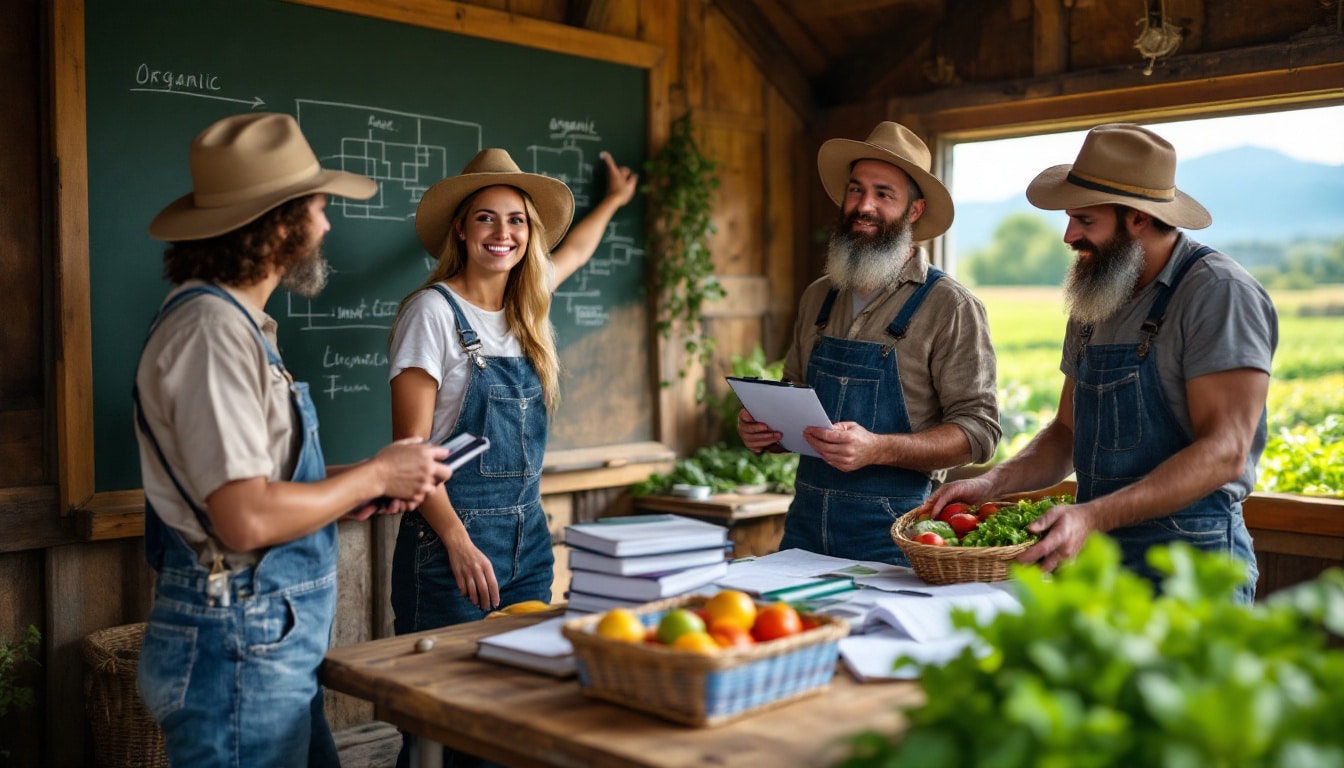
[82,0,657,493]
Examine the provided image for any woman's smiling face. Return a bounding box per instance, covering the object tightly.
[456,185,531,278]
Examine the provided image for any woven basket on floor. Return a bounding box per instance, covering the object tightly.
[83,622,168,768]
[561,594,848,727]
[890,507,1032,584]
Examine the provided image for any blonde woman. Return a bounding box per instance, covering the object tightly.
[388,148,636,633]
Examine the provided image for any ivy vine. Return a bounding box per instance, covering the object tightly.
[642,112,724,394]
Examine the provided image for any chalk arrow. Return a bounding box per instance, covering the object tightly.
[130,89,266,109]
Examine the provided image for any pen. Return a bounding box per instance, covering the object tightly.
[894,589,933,598]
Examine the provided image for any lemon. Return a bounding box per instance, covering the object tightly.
[595,608,646,643]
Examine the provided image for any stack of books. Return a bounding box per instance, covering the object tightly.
[563,514,731,613]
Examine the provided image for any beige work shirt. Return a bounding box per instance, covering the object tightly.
[134,280,302,568]
[783,249,1000,474]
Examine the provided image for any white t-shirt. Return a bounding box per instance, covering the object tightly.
[388,283,522,443]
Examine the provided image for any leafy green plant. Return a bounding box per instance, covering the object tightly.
[631,443,798,497]
[643,112,723,392]
[1258,414,1344,496]
[836,537,1344,768]
[0,624,41,720]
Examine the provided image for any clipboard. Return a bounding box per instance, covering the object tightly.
[726,376,833,458]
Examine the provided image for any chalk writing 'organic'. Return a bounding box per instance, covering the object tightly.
[135,64,222,92]
[549,117,597,138]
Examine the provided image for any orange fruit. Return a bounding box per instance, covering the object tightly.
[751,602,803,642]
[704,590,757,632]
[708,620,754,649]
[595,608,646,643]
[672,631,720,654]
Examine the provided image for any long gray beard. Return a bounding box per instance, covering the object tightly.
[1063,234,1145,324]
[281,248,330,298]
[825,223,914,295]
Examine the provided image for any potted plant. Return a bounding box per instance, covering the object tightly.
[643,111,723,394]
[0,624,40,758]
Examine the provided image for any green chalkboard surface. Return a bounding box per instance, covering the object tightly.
[84,0,652,492]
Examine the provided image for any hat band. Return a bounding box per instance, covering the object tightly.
[194,160,323,209]
[1066,169,1174,203]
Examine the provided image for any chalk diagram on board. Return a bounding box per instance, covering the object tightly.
[284,102,642,332]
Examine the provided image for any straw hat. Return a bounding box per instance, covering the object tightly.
[415,149,576,256]
[817,121,954,240]
[149,113,376,241]
[1026,123,1211,229]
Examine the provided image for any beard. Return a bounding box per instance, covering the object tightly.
[280,242,329,298]
[1063,226,1145,324]
[825,207,915,294]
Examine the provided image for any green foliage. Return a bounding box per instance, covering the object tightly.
[642,112,724,391]
[1259,415,1344,496]
[835,538,1344,768]
[0,624,41,720]
[706,345,786,448]
[962,213,1073,287]
[959,495,1071,547]
[631,443,799,497]
[1242,235,1344,289]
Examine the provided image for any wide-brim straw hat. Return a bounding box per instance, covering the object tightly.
[415,149,575,256]
[1026,123,1211,229]
[149,112,377,241]
[817,121,954,240]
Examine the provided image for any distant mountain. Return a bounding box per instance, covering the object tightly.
[952,146,1344,257]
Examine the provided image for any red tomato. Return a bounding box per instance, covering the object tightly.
[947,512,980,538]
[751,603,803,642]
[936,502,971,522]
[914,531,946,546]
[976,502,999,520]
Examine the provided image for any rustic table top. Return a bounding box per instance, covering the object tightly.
[321,609,921,768]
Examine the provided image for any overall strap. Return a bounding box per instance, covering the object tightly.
[1137,245,1214,358]
[133,284,271,536]
[814,288,841,330]
[430,284,486,370]
[885,267,946,342]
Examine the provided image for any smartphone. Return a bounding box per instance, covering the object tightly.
[441,431,490,472]
[364,433,490,513]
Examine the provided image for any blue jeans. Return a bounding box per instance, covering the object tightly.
[1108,498,1258,604]
[137,566,338,767]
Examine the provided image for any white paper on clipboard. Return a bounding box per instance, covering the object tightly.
[726,377,833,458]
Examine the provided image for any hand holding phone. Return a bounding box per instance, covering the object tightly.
[362,432,490,514]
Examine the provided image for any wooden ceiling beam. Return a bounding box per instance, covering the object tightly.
[815,2,947,107]
[566,0,610,30]
[888,35,1344,136]
[785,0,933,17]
[712,0,817,121]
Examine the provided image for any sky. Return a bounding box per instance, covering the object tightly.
[950,104,1344,203]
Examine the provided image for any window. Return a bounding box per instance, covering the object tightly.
[946,105,1344,497]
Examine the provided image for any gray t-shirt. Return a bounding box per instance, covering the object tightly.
[1060,234,1279,500]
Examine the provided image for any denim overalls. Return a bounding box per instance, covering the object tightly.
[390,285,555,631]
[781,270,947,566]
[1072,246,1258,603]
[134,285,340,767]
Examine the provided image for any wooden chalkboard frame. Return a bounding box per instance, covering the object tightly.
[51,0,674,538]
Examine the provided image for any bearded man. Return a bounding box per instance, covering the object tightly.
[738,121,1000,565]
[927,124,1278,603]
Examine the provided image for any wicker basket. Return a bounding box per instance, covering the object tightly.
[561,594,849,727]
[83,623,169,768]
[890,507,1032,584]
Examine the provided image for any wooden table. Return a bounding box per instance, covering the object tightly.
[320,609,920,768]
[635,493,793,557]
